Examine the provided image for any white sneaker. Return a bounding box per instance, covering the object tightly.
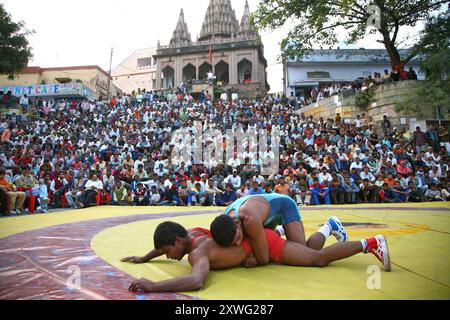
[368,235,391,272]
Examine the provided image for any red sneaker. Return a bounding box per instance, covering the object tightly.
[366,235,391,271]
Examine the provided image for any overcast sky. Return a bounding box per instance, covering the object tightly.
[2,0,422,93]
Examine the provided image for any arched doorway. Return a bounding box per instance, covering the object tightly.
[183,63,196,82]
[215,60,229,84]
[162,65,174,89]
[199,62,212,80]
[238,59,253,84]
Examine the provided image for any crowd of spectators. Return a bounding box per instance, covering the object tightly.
[0,88,448,215]
[288,66,419,108]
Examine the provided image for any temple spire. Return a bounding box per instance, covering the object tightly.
[238,0,258,39]
[199,0,239,41]
[170,9,192,45]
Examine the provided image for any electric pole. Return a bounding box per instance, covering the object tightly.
[106,47,113,101]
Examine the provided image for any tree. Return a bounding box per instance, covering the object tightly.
[252,0,448,66]
[0,4,34,79]
[395,13,450,118]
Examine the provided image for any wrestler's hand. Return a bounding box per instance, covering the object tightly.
[242,254,258,268]
[121,256,146,264]
[128,278,154,292]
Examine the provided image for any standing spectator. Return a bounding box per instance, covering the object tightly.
[20,94,29,110]
[413,127,428,153]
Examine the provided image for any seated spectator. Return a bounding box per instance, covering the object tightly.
[110,181,129,206]
[133,183,149,206]
[77,174,103,208]
[390,181,410,202]
[225,169,241,190]
[176,180,190,206]
[359,178,378,203]
[343,176,360,204]
[205,179,222,206]
[379,183,400,203]
[149,186,162,206]
[50,171,69,208]
[216,183,237,206]
[329,178,345,205]
[236,183,249,198]
[274,176,292,196]
[248,181,264,195]
[309,177,330,205]
[424,184,445,201]
[0,167,26,215]
[189,183,207,206]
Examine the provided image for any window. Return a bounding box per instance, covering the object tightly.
[307,71,330,79]
[137,57,152,70]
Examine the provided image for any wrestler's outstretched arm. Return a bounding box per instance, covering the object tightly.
[121,249,164,264]
[128,247,210,293]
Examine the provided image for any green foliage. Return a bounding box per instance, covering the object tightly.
[355,87,375,108]
[395,48,450,118]
[0,4,34,78]
[252,0,447,65]
[395,13,449,119]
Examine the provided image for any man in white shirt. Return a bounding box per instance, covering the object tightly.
[360,166,376,182]
[350,157,364,172]
[253,172,265,185]
[227,155,241,171]
[84,175,104,190]
[318,168,333,184]
[225,170,241,190]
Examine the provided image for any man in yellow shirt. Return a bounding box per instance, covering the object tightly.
[0,167,26,215]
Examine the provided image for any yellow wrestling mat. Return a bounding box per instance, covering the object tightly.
[1,203,449,300]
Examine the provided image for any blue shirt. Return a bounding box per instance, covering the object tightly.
[248,187,264,195]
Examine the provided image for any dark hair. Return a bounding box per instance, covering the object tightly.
[153,221,187,249]
[210,215,237,247]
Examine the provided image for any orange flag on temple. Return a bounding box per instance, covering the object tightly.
[209,45,212,64]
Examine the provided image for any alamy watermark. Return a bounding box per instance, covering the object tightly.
[366,265,381,290]
[66,265,81,290]
[169,121,280,175]
[366,4,381,29]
